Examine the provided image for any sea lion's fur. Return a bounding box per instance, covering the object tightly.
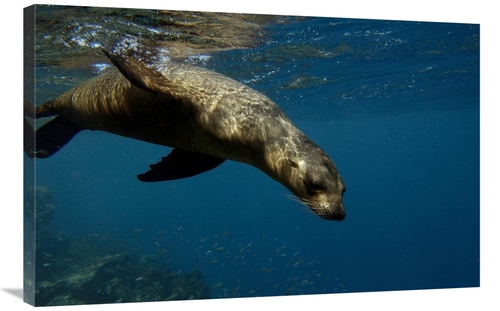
[25,51,346,220]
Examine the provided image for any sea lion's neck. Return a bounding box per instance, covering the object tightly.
[256,122,308,185]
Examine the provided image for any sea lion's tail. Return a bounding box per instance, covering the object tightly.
[25,97,64,119]
[24,99,36,118]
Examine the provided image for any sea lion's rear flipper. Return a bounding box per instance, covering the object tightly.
[137,149,226,182]
[24,117,35,158]
[102,50,176,96]
[31,116,84,158]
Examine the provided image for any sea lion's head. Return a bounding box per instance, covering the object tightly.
[281,144,346,221]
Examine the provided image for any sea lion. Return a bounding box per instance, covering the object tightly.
[24,50,346,220]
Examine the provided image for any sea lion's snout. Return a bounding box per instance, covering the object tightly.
[321,202,346,221]
[294,195,346,221]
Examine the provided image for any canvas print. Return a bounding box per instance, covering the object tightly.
[23,4,479,306]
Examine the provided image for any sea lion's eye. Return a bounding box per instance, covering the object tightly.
[308,178,326,193]
[288,158,299,168]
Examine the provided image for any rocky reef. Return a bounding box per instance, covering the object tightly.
[25,186,55,226]
[25,186,210,306]
[35,234,210,305]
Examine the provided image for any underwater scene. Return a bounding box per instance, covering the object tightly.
[24,5,479,306]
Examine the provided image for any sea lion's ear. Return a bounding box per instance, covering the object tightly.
[288,158,299,168]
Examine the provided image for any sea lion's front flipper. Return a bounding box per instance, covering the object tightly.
[32,116,85,158]
[137,149,226,182]
[102,50,175,95]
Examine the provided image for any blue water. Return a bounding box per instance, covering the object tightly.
[30,17,479,298]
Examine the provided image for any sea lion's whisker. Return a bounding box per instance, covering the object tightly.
[285,194,320,215]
